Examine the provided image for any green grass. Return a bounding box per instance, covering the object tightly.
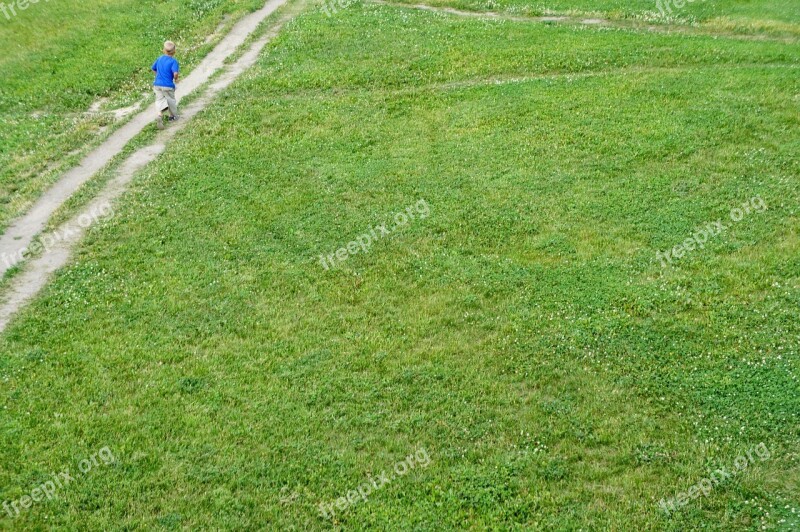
[1,1,799,529]
[0,0,266,232]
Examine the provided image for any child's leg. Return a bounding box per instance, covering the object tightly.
[154,87,167,117]
[154,87,168,129]
[165,88,178,117]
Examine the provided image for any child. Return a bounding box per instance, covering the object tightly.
[152,41,180,130]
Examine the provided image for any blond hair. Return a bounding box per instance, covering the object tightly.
[163,41,176,54]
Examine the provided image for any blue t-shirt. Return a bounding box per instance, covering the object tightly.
[152,55,179,89]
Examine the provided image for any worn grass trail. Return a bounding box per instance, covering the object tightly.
[0,0,268,232]
[0,0,292,282]
[0,0,304,332]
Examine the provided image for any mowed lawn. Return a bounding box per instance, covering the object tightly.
[0,0,266,232]
[1,0,799,529]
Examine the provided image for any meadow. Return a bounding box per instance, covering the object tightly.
[0,0,798,529]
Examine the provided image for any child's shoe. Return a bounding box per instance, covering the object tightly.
[156,115,165,130]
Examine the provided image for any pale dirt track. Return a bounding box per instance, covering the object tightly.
[0,0,299,332]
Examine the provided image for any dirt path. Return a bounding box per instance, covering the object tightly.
[0,0,289,281]
[0,0,299,333]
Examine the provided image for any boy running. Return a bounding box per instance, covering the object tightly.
[152,41,180,130]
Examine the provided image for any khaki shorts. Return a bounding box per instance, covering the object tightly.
[154,86,178,116]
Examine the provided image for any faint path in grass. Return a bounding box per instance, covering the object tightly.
[0,0,289,281]
[417,62,800,93]
[244,62,799,102]
[372,1,800,43]
[0,2,302,333]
